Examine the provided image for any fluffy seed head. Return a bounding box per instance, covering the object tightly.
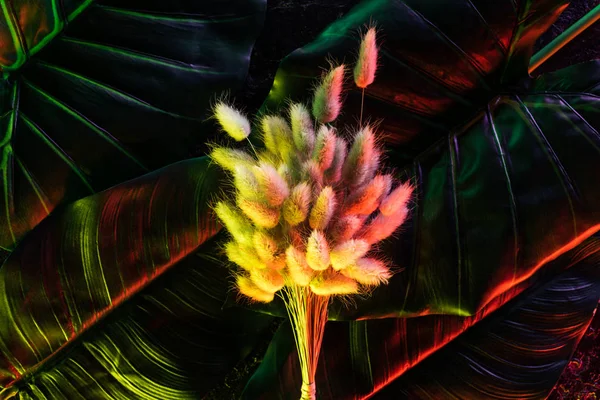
[210,147,254,172]
[325,137,347,184]
[253,163,290,207]
[289,103,315,154]
[330,239,370,271]
[250,268,285,293]
[253,230,279,262]
[214,102,251,141]
[306,230,331,271]
[286,245,315,286]
[359,206,409,245]
[214,202,254,246]
[344,175,391,215]
[342,258,391,285]
[237,275,274,303]
[225,242,266,271]
[331,215,365,243]
[309,186,337,230]
[342,126,379,187]
[302,160,324,191]
[233,165,262,201]
[310,271,359,296]
[312,65,345,123]
[282,182,312,226]
[354,28,378,89]
[312,125,337,171]
[380,182,414,216]
[267,255,287,271]
[288,227,305,248]
[238,198,280,228]
[261,115,294,159]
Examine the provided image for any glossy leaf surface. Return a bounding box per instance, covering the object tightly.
[0,0,266,250]
[247,59,600,322]
[243,237,600,399]
[0,157,275,398]
[239,6,600,393]
[0,0,92,71]
[259,0,568,166]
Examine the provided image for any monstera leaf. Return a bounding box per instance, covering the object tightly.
[0,157,273,398]
[0,0,266,250]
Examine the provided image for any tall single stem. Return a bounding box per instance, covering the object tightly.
[359,88,365,126]
[282,286,329,400]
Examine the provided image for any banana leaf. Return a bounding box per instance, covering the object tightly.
[242,237,600,399]
[0,0,266,250]
[0,156,274,398]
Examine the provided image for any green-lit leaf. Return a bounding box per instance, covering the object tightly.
[243,237,600,399]
[0,157,274,398]
[0,0,266,250]
[0,0,93,72]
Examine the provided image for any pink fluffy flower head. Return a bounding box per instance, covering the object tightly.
[312,65,345,124]
[210,28,413,303]
[353,27,378,89]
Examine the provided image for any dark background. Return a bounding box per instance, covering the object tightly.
[206,0,600,398]
[237,0,600,114]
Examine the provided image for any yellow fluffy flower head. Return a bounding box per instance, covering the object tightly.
[211,31,413,303]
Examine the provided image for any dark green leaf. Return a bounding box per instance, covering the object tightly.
[0,157,275,398]
[241,7,600,396]
[246,58,600,321]
[0,0,266,250]
[257,0,568,166]
[243,237,600,399]
[0,0,93,72]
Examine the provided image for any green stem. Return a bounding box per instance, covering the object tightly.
[529,4,600,73]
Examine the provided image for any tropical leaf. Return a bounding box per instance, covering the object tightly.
[243,2,600,323]
[0,0,93,72]
[0,156,274,398]
[242,237,600,399]
[237,1,600,397]
[257,0,569,165]
[0,0,266,250]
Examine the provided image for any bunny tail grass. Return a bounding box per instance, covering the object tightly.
[312,65,345,124]
[213,102,251,141]
[354,27,378,89]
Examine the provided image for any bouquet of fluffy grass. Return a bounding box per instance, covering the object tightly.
[210,28,412,400]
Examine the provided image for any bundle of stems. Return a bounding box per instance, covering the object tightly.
[210,27,413,400]
[281,286,328,399]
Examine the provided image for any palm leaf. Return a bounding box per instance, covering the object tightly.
[0,0,266,250]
